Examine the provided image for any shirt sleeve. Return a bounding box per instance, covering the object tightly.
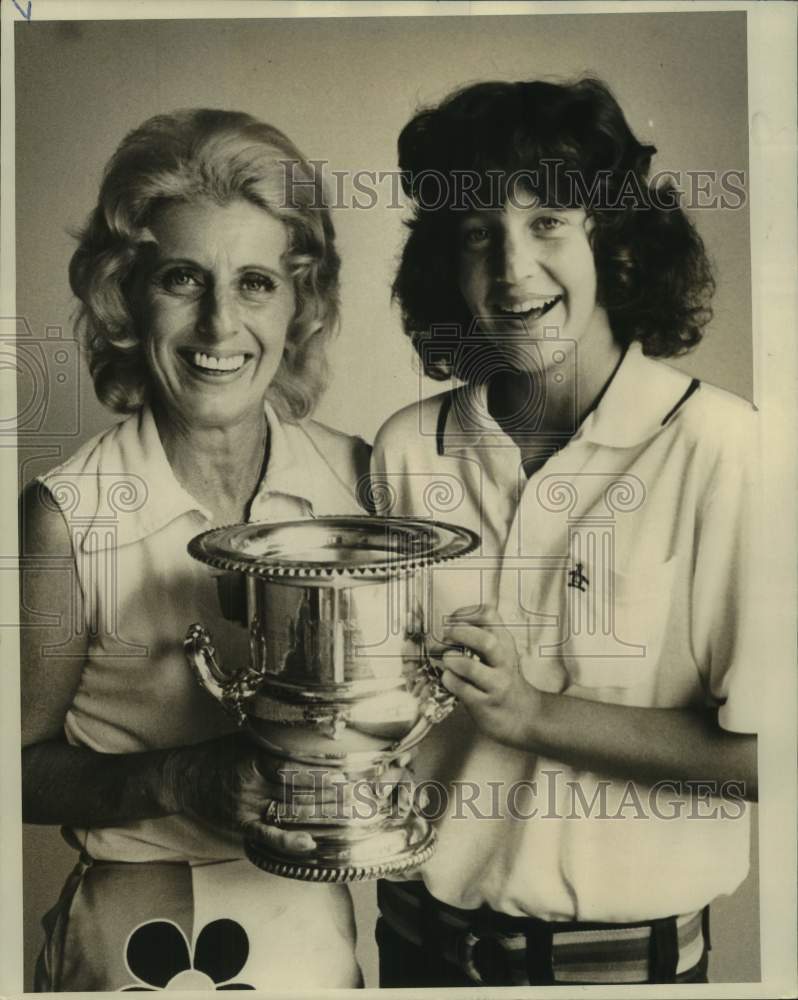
[690,405,763,734]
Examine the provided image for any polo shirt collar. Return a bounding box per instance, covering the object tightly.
[438,343,693,455]
[97,402,350,550]
[576,343,693,448]
[110,404,208,547]
[248,405,359,520]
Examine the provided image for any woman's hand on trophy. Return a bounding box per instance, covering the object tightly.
[159,736,357,852]
[159,732,266,830]
[437,605,543,751]
[239,760,354,854]
[241,755,421,855]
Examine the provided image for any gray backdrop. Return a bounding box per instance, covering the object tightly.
[15,11,758,987]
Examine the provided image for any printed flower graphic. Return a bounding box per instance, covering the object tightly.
[121,918,255,991]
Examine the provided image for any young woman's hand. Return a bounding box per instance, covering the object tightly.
[437,605,543,750]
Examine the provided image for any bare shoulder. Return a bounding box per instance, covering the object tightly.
[19,479,86,745]
[20,414,131,552]
[19,479,73,559]
[373,391,453,454]
[303,419,372,483]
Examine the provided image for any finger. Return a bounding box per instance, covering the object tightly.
[255,782,352,808]
[427,639,482,665]
[441,667,487,703]
[445,604,504,628]
[279,799,352,822]
[441,651,497,693]
[426,635,452,658]
[243,820,317,855]
[251,758,328,782]
[240,762,351,805]
[442,623,508,665]
[447,603,487,621]
[269,763,350,792]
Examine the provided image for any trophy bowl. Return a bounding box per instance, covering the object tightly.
[185,515,479,882]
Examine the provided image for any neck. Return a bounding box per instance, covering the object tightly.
[152,401,269,524]
[487,312,622,466]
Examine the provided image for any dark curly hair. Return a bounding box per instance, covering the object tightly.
[393,77,715,380]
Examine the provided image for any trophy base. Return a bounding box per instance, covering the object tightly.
[243,812,436,883]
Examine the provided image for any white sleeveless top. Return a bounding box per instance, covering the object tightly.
[39,403,369,863]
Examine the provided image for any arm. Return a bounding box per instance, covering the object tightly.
[440,610,757,799]
[20,478,174,825]
[19,481,318,845]
[443,403,761,800]
[20,479,219,826]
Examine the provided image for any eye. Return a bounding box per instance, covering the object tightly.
[531,216,566,235]
[159,267,204,295]
[462,225,492,249]
[239,272,277,295]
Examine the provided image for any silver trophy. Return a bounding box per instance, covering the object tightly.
[185,516,478,882]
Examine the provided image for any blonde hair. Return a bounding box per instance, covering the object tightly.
[69,109,340,420]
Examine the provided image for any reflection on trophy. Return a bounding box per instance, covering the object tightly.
[185,516,479,883]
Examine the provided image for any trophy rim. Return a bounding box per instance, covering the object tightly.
[187,515,479,579]
[243,814,437,883]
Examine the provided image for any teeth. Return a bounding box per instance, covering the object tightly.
[191,352,246,372]
[499,296,559,315]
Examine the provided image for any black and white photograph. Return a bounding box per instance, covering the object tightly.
[1,1,796,995]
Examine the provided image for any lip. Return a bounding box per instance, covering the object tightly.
[177,347,253,379]
[491,294,563,325]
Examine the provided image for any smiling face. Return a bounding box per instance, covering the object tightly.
[140,198,295,433]
[457,187,612,374]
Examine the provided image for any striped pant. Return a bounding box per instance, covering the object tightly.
[377,880,710,987]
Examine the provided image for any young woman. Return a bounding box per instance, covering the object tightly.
[371,77,760,987]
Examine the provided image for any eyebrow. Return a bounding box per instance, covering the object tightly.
[149,256,282,275]
[149,253,197,266]
[234,263,282,273]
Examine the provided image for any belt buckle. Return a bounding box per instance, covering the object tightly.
[460,930,485,985]
[459,926,515,986]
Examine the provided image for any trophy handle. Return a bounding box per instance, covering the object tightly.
[185,622,263,726]
[389,646,456,757]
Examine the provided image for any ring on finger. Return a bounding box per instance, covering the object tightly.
[262,799,282,826]
[447,643,479,659]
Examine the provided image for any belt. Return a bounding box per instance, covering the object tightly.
[378,880,710,986]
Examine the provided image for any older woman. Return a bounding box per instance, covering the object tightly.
[21,110,367,991]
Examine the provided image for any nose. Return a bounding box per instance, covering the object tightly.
[197,285,238,342]
[497,228,541,286]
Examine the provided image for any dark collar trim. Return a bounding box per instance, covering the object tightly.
[661,377,701,426]
[579,345,629,424]
[436,393,453,457]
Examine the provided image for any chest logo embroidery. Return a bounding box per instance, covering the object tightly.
[567,562,589,592]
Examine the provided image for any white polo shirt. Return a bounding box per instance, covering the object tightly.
[39,402,369,863]
[372,343,761,922]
